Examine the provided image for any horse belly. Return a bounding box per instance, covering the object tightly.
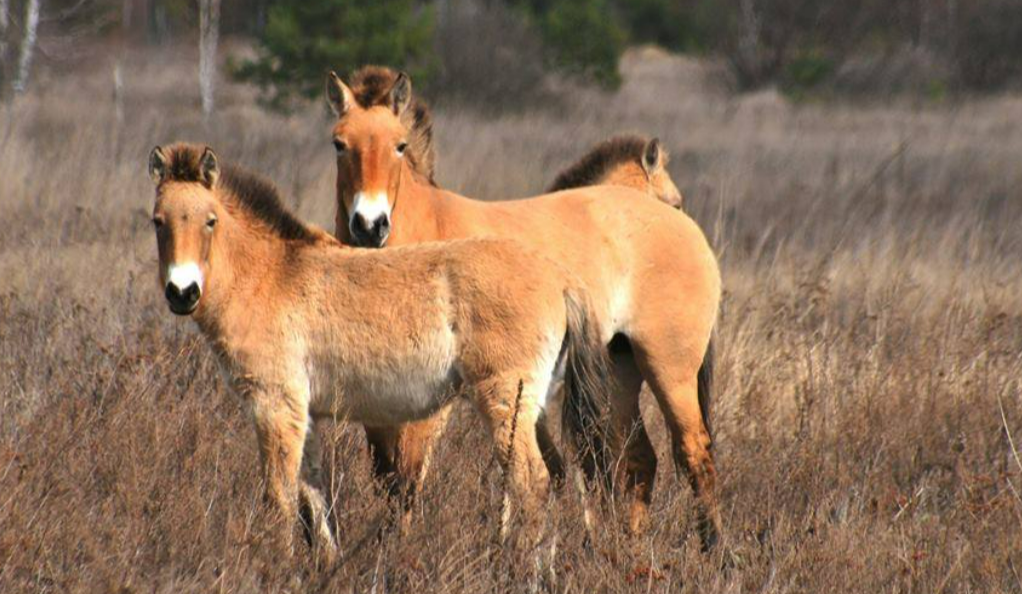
[344,366,457,425]
[308,333,459,426]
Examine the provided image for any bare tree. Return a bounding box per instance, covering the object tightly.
[198,0,220,119]
[735,0,762,86]
[13,0,40,94]
[0,0,9,91]
[0,0,8,58]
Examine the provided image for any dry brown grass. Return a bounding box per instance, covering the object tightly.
[1,46,1021,593]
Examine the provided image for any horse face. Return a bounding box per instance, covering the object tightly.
[640,138,683,210]
[649,168,683,210]
[148,146,221,315]
[327,72,413,248]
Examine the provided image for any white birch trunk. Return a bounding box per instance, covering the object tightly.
[13,0,40,94]
[198,0,220,118]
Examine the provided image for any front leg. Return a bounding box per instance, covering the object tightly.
[251,391,311,551]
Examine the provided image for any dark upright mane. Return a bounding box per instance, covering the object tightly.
[158,143,317,242]
[348,66,436,185]
[547,135,650,192]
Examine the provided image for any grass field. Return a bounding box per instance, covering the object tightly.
[1,46,1021,592]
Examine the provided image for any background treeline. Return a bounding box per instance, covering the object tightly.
[2,0,1022,104]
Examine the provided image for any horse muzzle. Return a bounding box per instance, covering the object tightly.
[165,281,201,315]
[350,213,391,248]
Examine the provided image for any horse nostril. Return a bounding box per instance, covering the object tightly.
[182,283,199,301]
[351,213,369,234]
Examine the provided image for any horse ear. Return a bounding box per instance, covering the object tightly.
[149,146,168,184]
[389,72,412,116]
[199,147,220,188]
[641,138,663,176]
[326,71,354,116]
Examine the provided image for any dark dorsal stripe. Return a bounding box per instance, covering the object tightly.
[547,135,649,193]
[159,143,316,242]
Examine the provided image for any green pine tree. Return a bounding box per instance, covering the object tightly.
[233,0,433,110]
[539,0,625,88]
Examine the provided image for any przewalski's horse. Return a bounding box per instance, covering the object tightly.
[146,143,612,558]
[325,69,722,547]
[548,135,684,209]
[341,68,682,208]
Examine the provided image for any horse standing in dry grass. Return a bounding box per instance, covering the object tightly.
[146,143,612,559]
[332,70,691,521]
[325,68,722,548]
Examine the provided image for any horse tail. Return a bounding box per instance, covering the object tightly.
[697,336,715,442]
[561,288,614,491]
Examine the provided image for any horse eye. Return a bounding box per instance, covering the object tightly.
[396,142,408,156]
[333,139,348,154]
[206,217,217,230]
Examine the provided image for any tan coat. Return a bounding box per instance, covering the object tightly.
[147,143,612,559]
[327,72,722,547]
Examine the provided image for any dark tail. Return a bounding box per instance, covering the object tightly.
[697,337,714,441]
[561,289,615,491]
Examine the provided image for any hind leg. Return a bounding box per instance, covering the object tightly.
[394,406,452,527]
[607,348,658,535]
[298,420,338,563]
[472,378,551,534]
[536,411,566,488]
[364,425,399,491]
[632,344,720,550]
[364,408,450,524]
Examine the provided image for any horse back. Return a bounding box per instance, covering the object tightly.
[432,186,718,327]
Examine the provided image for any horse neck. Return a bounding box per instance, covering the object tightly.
[600,162,647,192]
[192,217,292,345]
[388,164,444,244]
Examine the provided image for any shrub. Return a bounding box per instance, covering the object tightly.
[784,48,835,91]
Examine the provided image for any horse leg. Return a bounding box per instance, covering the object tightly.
[473,378,551,539]
[298,419,338,563]
[251,393,309,552]
[607,348,658,536]
[393,406,452,529]
[632,341,720,550]
[536,410,565,489]
[364,425,400,494]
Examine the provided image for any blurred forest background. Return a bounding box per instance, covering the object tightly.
[3,0,1022,109]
